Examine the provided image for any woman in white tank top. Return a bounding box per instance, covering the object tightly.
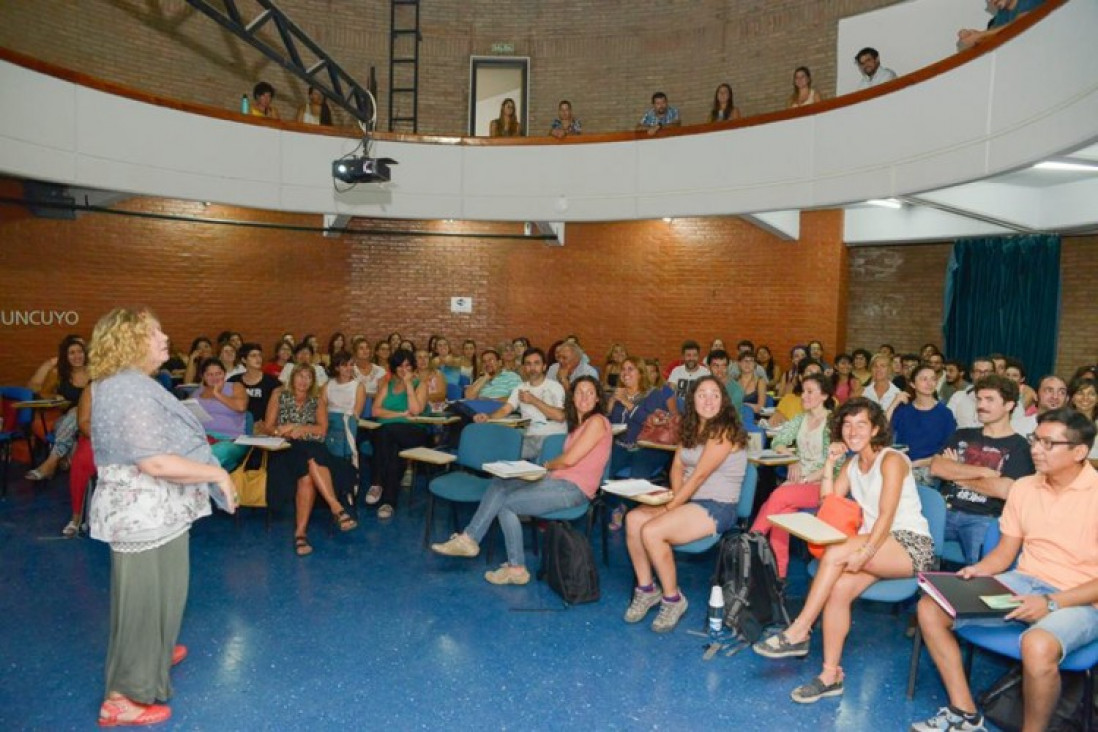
[324,352,366,466]
[753,397,934,704]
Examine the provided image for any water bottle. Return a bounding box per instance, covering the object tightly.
[240,94,250,115]
[707,585,725,638]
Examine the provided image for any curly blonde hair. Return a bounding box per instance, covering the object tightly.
[88,307,157,380]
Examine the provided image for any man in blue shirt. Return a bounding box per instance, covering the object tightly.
[958,0,1045,50]
[636,92,681,136]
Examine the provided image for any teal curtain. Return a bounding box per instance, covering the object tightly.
[942,235,1060,378]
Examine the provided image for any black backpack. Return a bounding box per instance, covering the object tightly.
[540,521,600,605]
[713,531,790,643]
[981,664,1095,732]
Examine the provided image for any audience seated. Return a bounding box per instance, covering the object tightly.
[459,339,478,381]
[946,356,996,429]
[756,345,779,384]
[324,351,366,465]
[193,357,249,469]
[938,358,969,405]
[364,349,429,519]
[776,345,808,398]
[432,375,610,585]
[546,341,599,387]
[734,350,768,414]
[264,339,293,379]
[830,353,863,405]
[913,408,1095,732]
[930,374,1034,564]
[751,373,835,578]
[636,91,681,135]
[706,350,744,410]
[887,364,956,485]
[863,352,903,413]
[608,355,676,468]
[321,332,346,368]
[667,340,710,401]
[850,348,872,387]
[25,335,90,482]
[229,342,282,435]
[709,83,741,122]
[431,337,462,385]
[854,47,897,89]
[770,358,823,426]
[1068,376,1098,459]
[297,85,332,125]
[265,363,357,555]
[549,100,581,138]
[602,343,627,390]
[352,338,386,396]
[280,342,328,387]
[789,66,822,108]
[623,376,748,633]
[957,0,1046,51]
[463,349,521,401]
[474,347,566,459]
[413,348,448,409]
[250,81,280,120]
[489,98,523,137]
[754,399,933,704]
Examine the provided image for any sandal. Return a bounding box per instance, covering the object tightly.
[98,697,172,727]
[294,536,313,557]
[364,485,383,505]
[334,511,358,532]
[171,644,187,667]
[25,468,50,482]
[377,504,394,520]
[790,674,844,703]
[61,520,79,539]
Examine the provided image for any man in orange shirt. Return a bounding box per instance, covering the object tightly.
[913,408,1098,732]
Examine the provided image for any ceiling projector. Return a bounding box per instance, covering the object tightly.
[332,156,397,184]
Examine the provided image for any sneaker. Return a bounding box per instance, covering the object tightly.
[791,675,844,704]
[484,564,530,585]
[753,631,810,659]
[377,504,394,520]
[623,585,663,623]
[364,485,383,505]
[431,532,480,558]
[910,706,986,731]
[651,594,689,633]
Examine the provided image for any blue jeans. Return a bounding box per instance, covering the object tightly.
[945,510,995,564]
[465,477,588,567]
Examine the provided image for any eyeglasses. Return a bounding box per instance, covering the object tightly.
[1026,434,1078,450]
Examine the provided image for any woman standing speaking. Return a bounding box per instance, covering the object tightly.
[87,308,236,727]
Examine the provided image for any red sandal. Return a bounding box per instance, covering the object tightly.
[171,644,187,667]
[98,697,171,727]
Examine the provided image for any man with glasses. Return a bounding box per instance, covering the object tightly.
[931,374,1035,564]
[913,408,1098,732]
[947,356,995,429]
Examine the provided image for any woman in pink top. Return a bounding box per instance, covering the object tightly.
[431,376,611,586]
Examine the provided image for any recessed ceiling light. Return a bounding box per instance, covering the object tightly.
[1033,160,1098,172]
[865,198,902,209]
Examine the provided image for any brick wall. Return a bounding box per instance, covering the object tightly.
[844,238,1098,379]
[0,0,898,135]
[0,199,847,383]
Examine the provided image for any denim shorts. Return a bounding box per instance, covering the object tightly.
[693,499,738,535]
[953,571,1098,658]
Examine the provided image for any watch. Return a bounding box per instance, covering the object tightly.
[1045,594,1060,613]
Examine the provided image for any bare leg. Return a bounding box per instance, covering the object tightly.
[294,476,316,538]
[816,572,877,684]
[1020,629,1063,732]
[31,452,61,477]
[641,504,716,598]
[625,506,661,587]
[917,595,978,713]
[307,460,343,515]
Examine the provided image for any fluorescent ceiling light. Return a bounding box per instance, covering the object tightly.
[865,198,902,209]
[1033,160,1098,172]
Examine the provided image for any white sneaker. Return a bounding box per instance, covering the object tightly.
[364,485,382,505]
[431,533,479,557]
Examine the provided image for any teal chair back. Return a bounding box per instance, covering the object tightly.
[456,423,522,469]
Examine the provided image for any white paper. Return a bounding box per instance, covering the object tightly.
[601,479,665,497]
[482,460,546,478]
[182,399,212,423]
[233,436,289,449]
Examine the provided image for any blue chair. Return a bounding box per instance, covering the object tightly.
[461,399,502,415]
[445,382,463,401]
[0,386,35,497]
[423,423,522,548]
[673,462,759,556]
[799,487,947,699]
[532,433,611,566]
[941,517,999,568]
[740,405,762,433]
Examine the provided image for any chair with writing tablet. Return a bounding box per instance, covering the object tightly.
[673,462,759,556]
[424,423,521,549]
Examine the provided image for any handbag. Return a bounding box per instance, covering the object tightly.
[636,409,682,446]
[231,447,269,508]
[808,493,863,559]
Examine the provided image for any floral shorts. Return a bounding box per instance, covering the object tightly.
[893,529,934,572]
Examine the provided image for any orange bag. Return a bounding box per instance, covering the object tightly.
[808,494,863,559]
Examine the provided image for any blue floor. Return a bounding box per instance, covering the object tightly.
[0,473,1011,730]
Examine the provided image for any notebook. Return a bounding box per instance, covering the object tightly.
[916,572,1017,618]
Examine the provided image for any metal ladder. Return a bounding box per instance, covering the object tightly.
[388,0,422,133]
